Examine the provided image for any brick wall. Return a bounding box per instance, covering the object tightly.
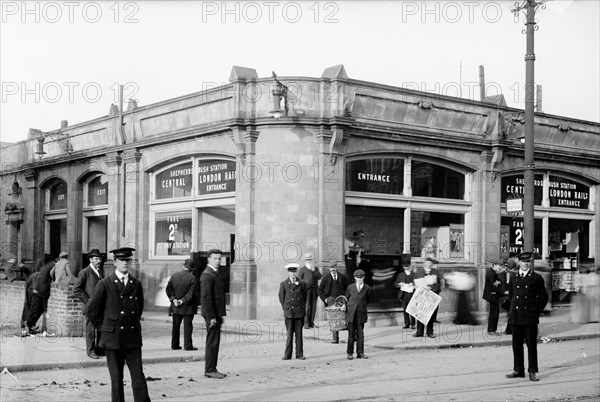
[0,280,84,337]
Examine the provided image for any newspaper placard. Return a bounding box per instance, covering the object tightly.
[405,286,442,325]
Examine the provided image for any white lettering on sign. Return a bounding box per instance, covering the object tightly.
[357,173,390,182]
[57,194,65,200]
[162,178,186,188]
[166,216,179,222]
[199,173,222,184]
[206,183,227,192]
[156,242,189,249]
[96,189,106,196]
[169,168,192,178]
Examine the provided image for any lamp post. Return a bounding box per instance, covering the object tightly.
[512,0,545,254]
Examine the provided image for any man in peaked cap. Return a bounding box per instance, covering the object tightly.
[343,269,371,360]
[74,248,105,359]
[297,252,322,329]
[166,259,198,351]
[279,263,307,360]
[505,251,548,382]
[87,247,150,401]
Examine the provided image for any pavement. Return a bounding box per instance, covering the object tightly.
[1,306,598,373]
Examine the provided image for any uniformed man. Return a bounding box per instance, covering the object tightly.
[505,251,548,382]
[279,263,307,360]
[87,247,150,402]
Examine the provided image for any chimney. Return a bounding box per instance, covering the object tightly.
[479,65,485,101]
[60,120,68,128]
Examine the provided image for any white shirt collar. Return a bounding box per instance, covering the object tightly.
[115,270,129,283]
[90,264,101,277]
[207,264,218,272]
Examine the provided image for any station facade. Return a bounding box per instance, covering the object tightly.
[1,65,599,319]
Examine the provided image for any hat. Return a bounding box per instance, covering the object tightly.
[353,269,365,278]
[517,252,533,262]
[425,257,438,264]
[507,259,517,270]
[183,258,194,269]
[329,262,339,269]
[59,251,68,258]
[304,252,313,260]
[110,247,135,260]
[88,249,102,258]
[285,263,299,272]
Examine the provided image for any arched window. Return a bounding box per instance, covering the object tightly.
[44,179,68,258]
[83,174,109,254]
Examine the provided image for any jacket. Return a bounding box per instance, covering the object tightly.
[345,283,371,324]
[200,266,226,321]
[318,272,348,303]
[508,270,548,325]
[297,265,322,289]
[87,273,145,350]
[73,264,103,314]
[279,278,307,319]
[166,269,198,315]
[483,268,503,302]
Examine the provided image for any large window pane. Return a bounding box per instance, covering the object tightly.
[346,158,404,195]
[88,176,108,206]
[345,205,404,255]
[154,211,192,256]
[87,216,107,253]
[501,174,543,205]
[155,163,193,200]
[49,181,67,210]
[548,176,590,209]
[411,162,464,199]
[197,206,235,252]
[410,211,464,259]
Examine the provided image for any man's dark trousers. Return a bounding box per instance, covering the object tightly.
[205,316,222,373]
[416,307,438,336]
[347,311,365,355]
[487,301,500,332]
[305,287,317,327]
[512,324,539,373]
[284,317,304,358]
[84,315,102,355]
[105,348,150,402]
[172,314,194,349]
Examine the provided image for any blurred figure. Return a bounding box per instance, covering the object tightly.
[483,259,506,334]
[445,269,478,325]
[533,260,553,316]
[571,268,600,324]
[502,259,518,335]
[394,263,416,329]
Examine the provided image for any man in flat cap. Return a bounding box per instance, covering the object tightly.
[87,247,150,401]
[505,252,548,382]
[279,263,307,360]
[343,269,371,360]
[166,259,198,351]
[414,257,443,338]
[297,252,322,329]
[483,259,506,335]
[318,262,348,343]
[200,249,227,379]
[50,251,73,286]
[74,248,105,359]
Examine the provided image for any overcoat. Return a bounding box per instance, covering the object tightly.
[279,279,307,319]
[345,283,372,324]
[166,269,198,315]
[200,267,226,321]
[87,273,144,350]
[73,264,102,314]
[508,270,548,325]
[483,268,504,302]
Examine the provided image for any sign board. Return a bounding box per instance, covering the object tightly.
[506,198,523,213]
[197,159,236,195]
[405,286,442,325]
[346,158,404,195]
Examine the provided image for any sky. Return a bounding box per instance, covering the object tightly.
[1,0,599,144]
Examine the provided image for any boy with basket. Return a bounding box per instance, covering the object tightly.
[342,269,372,360]
[319,262,348,343]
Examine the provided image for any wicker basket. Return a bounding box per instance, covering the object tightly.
[324,295,348,331]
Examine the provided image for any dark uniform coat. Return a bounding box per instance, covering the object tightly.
[508,270,548,326]
[345,283,372,324]
[87,273,144,350]
[279,279,307,318]
[200,267,226,321]
[166,269,198,315]
[73,264,102,314]
[483,268,503,302]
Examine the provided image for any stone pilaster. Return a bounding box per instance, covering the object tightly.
[23,169,41,267]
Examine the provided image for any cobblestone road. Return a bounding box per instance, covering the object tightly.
[1,337,599,401]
